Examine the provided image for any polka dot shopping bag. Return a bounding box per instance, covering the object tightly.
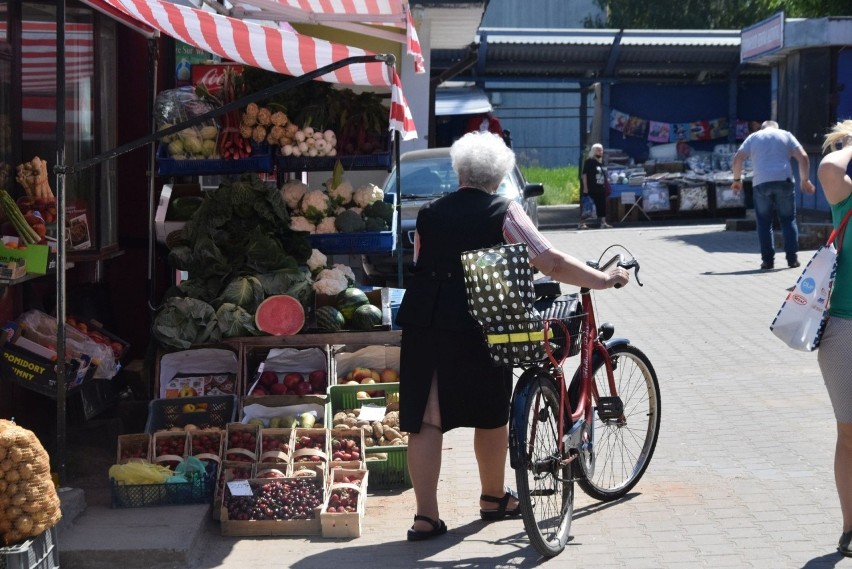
[461,243,544,366]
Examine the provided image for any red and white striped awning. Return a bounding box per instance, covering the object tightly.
[79,0,158,38]
[96,0,419,140]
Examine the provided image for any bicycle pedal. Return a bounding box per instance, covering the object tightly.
[596,397,623,420]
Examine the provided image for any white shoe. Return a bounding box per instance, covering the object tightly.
[600,222,613,229]
[578,223,588,230]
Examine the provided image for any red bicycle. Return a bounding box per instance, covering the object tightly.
[509,247,660,557]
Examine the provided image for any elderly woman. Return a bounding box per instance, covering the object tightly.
[395,131,630,541]
[581,143,612,229]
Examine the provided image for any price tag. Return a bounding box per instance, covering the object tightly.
[227,480,253,496]
[358,405,386,422]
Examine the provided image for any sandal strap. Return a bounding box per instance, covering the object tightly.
[413,514,440,530]
[480,488,519,507]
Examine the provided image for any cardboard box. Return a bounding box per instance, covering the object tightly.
[154,183,202,244]
[220,476,324,536]
[0,341,96,398]
[242,345,330,406]
[0,240,57,274]
[329,344,400,386]
[156,344,239,399]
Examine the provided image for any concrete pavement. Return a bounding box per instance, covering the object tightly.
[58,218,849,568]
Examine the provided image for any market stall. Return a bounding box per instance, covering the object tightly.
[1,0,425,554]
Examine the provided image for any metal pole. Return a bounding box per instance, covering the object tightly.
[146,38,159,313]
[54,0,68,485]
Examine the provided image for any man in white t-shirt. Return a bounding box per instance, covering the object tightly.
[732,121,816,270]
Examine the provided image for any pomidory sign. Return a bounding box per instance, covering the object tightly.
[741,12,784,62]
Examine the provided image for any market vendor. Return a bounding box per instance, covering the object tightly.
[395,131,630,541]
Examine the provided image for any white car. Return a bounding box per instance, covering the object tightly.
[361,147,544,286]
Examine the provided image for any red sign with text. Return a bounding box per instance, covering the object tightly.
[191,63,245,95]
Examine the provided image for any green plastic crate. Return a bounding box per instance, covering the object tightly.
[365,445,410,489]
[327,383,399,411]
[327,383,408,489]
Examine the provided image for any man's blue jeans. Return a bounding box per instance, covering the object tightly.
[752,180,798,266]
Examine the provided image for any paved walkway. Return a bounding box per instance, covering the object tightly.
[60,220,850,568]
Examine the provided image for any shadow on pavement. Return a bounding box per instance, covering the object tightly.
[801,551,846,568]
[659,227,756,255]
[288,519,548,569]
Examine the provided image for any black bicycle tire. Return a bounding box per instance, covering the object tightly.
[576,343,661,501]
[511,371,573,557]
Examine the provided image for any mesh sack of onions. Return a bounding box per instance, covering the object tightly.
[0,419,62,545]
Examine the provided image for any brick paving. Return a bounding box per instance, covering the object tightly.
[185,221,850,568]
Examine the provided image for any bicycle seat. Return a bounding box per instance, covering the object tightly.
[533,276,562,299]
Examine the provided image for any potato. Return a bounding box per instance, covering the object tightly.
[372,422,384,439]
[383,427,402,442]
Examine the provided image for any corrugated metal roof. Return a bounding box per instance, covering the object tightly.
[433,27,768,84]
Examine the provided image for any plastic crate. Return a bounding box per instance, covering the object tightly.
[145,394,237,434]
[275,151,392,173]
[306,193,397,254]
[365,445,410,489]
[328,383,399,411]
[110,462,217,508]
[156,142,273,176]
[0,527,58,569]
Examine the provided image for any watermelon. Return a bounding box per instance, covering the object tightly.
[336,287,370,321]
[315,305,346,331]
[255,295,305,336]
[351,304,383,331]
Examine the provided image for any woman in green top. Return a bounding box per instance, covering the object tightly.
[817,119,852,557]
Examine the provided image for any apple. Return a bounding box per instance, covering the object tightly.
[270,383,288,395]
[181,403,196,413]
[371,370,380,382]
[282,372,303,389]
[355,391,370,400]
[178,385,197,397]
[251,385,267,397]
[308,369,327,391]
[259,371,278,388]
[351,367,373,382]
[379,368,399,383]
[294,381,312,396]
[359,377,376,385]
[345,380,359,386]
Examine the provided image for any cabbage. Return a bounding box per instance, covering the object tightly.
[152,297,220,351]
[216,303,259,338]
[216,275,264,312]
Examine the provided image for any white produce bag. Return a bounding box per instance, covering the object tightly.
[769,244,836,351]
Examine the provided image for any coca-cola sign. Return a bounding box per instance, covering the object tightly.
[191,64,244,94]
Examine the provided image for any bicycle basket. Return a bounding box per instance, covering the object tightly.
[534,293,584,358]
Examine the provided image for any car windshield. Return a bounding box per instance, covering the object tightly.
[386,157,521,200]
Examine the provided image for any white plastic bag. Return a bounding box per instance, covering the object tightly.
[769,244,836,351]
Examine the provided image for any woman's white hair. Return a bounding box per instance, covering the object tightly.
[822,120,852,154]
[588,143,604,159]
[450,131,515,192]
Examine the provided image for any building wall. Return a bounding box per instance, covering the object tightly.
[478,0,604,168]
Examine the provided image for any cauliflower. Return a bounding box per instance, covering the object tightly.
[325,177,353,207]
[307,249,327,273]
[316,216,337,234]
[289,215,316,233]
[281,179,308,211]
[301,189,332,223]
[312,268,349,296]
[353,183,384,208]
[332,263,357,286]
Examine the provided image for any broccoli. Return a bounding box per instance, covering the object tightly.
[363,200,394,225]
[335,209,366,233]
[364,217,389,232]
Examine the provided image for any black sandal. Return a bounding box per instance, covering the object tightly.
[480,488,522,521]
[407,515,448,542]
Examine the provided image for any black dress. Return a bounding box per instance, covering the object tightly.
[395,187,513,434]
[582,157,607,218]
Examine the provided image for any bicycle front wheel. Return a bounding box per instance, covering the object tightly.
[511,372,573,558]
[577,343,661,501]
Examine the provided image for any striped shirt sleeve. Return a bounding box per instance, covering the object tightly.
[503,201,553,259]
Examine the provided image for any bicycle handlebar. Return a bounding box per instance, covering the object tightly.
[592,254,643,288]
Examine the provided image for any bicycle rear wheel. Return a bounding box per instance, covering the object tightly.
[510,372,573,558]
[577,343,660,501]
